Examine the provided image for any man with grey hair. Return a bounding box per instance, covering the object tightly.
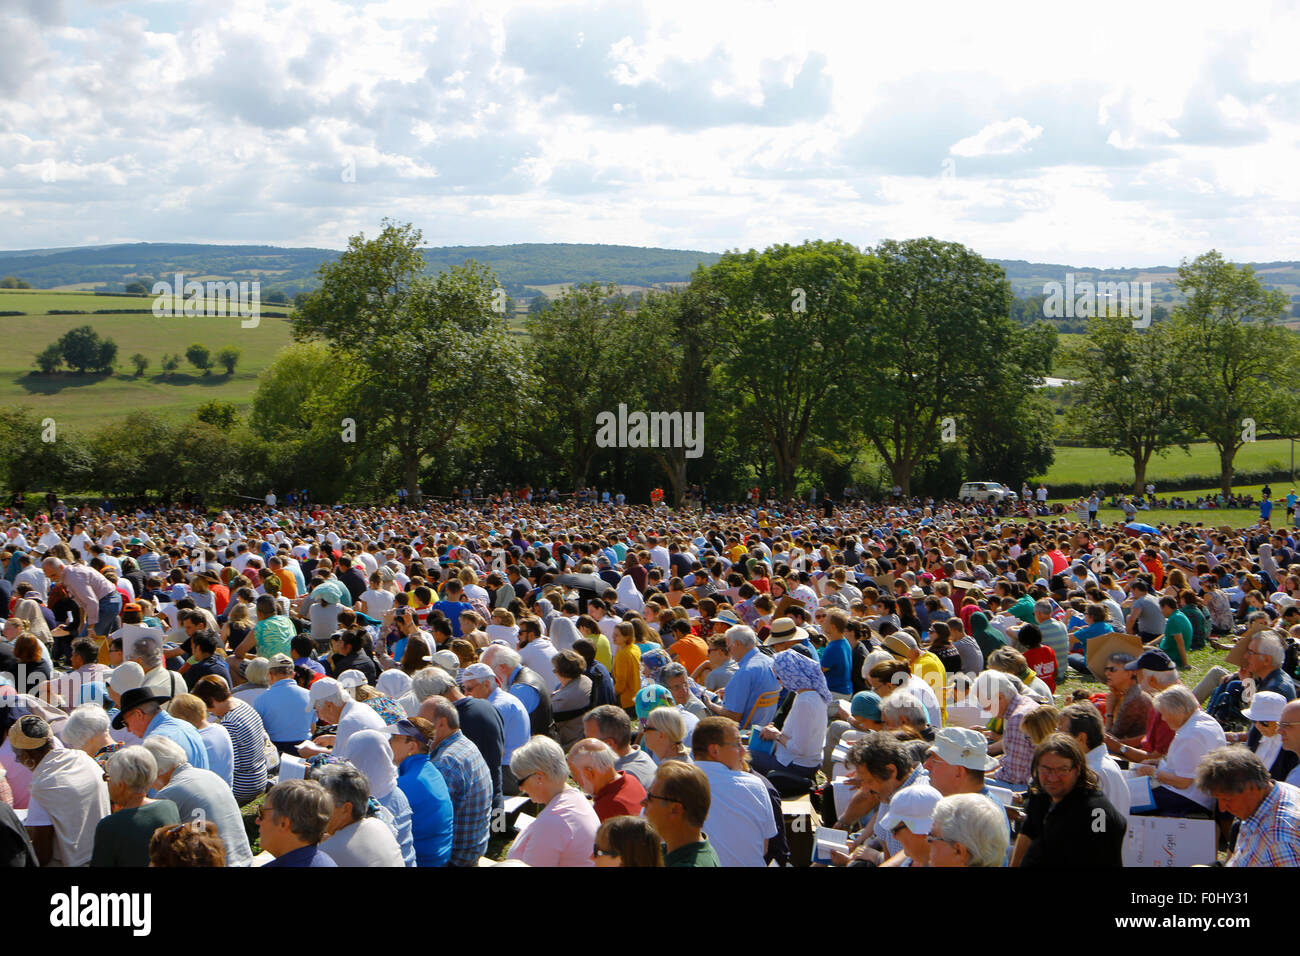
[482,643,556,741]
[91,745,180,867]
[972,670,1037,789]
[259,779,337,867]
[417,695,493,866]
[567,737,647,821]
[311,762,405,867]
[130,634,186,700]
[1205,630,1296,729]
[42,556,121,641]
[928,792,1011,868]
[144,735,253,866]
[582,704,656,789]
[661,661,709,719]
[1196,746,1300,866]
[706,624,780,728]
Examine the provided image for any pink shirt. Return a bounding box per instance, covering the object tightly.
[506,787,600,867]
[59,565,117,625]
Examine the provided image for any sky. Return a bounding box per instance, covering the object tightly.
[2,0,1299,267]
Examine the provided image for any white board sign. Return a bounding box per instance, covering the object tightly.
[1122,815,1216,868]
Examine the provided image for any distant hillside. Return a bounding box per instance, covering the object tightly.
[0,242,724,298]
[991,258,1300,302]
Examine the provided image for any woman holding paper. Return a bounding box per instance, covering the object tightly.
[1129,685,1225,817]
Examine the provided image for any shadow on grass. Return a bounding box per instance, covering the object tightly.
[17,371,115,394]
[146,372,234,387]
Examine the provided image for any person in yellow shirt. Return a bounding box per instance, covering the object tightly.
[611,621,642,716]
[576,615,614,670]
[884,631,948,725]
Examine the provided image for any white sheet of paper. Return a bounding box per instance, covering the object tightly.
[513,812,536,834]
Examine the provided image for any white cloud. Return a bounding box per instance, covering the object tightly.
[0,0,1295,267]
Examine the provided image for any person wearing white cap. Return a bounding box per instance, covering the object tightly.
[305,676,385,760]
[1226,691,1297,782]
[922,726,1013,846]
[878,783,943,867]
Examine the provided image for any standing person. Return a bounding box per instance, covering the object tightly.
[642,760,720,867]
[259,779,337,868]
[1011,734,1126,867]
[41,557,121,653]
[10,715,109,867]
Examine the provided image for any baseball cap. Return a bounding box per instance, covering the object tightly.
[850,690,883,722]
[430,650,461,672]
[108,661,147,695]
[461,663,495,683]
[877,783,942,836]
[635,684,673,719]
[268,653,294,668]
[1124,649,1175,672]
[308,676,341,705]
[926,727,999,772]
[385,718,428,744]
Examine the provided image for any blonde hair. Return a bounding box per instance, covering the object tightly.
[1022,705,1061,747]
[167,694,208,728]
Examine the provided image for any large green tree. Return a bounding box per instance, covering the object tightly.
[292,222,528,503]
[858,238,1038,494]
[1169,251,1294,494]
[704,240,875,497]
[1065,314,1192,494]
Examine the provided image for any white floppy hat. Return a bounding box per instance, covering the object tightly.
[1241,691,1287,723]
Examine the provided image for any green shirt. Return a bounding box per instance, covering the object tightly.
[1008,596,1037,624]
[254,615,297,658]
[1160,610,1192,667]
[665,839,721,867]
[91,799,180,867]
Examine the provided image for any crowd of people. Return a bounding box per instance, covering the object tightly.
[2,492,1299,868]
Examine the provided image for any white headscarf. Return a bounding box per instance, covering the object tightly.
[346,729,399,799]
[616,575,645,613]
[548,616,581,653]
[376,670,412,699]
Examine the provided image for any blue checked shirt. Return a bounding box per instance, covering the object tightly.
[1228,780,1300,867]
[431,730,494,866]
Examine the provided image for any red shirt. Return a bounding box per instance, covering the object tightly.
[593,771,647,822]
[1142,705,1175,756]
[1023,646,1058,691]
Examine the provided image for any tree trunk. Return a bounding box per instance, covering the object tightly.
[655,452,687,507]
[775,445,797,499]
[1219,445,1235,497]
[1131,451,1149,497]
[889,460,913,496]
[404,454,421,506]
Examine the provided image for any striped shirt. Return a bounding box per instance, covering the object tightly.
[430,730,493,866]
[217,699,269,803]
[1228,781,1300,867]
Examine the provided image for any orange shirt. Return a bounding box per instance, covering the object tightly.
[670,636,708,674]
[274,569,299,599]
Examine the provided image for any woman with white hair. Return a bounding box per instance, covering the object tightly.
[91,745,180,867]
[505,735,600,867]
[61,704,123,769]
[1130,684,1226,816]
[232,657,271,704]
[928,793,1010,867]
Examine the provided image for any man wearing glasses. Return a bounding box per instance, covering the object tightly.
[642,761,720,867]
[1010,734,1126,868]
[1280,699,1300,788]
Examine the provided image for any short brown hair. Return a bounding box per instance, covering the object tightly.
[191,674,231,707]
[653,760,711,828]
[691,715,738,759]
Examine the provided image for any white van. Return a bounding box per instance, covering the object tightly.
[958,481,1018,504]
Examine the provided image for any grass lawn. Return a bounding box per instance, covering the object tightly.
[1037,442,1298,489]
[0,310,294,431]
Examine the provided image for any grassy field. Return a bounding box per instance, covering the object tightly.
[0,290,294,431]
[1036,442,1297,489]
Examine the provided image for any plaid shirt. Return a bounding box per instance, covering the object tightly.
[1228,781,1300,867]
[994,694,1039,786]
[431,730,494,866]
